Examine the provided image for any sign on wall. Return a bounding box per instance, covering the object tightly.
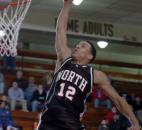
[55,18,114,37]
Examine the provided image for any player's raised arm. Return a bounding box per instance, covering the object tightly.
[55,0,72,64]
[93,70,140,130]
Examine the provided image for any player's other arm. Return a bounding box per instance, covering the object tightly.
[55,0,72,64]
[93,70,140,130]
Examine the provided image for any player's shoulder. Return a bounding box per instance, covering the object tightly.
[93,69,110,86]
[93,69,106,77]
[93,69,105,75]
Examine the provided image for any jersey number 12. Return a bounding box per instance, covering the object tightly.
[58,83,76,101]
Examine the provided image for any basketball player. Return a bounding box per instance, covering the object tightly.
[38,0,140,130]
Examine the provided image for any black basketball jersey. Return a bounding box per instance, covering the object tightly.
[41,57,93,121]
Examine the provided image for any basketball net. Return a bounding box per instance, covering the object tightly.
[0,0,32,56]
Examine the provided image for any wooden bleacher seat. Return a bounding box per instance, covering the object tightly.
[12,111,39,130]
[86,102,93,109]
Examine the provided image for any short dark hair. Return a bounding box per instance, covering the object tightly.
[86,40,96,62]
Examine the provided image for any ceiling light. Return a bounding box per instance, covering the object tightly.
[97,41,108,49]
[72,0,83,6]
[0,30,5,38]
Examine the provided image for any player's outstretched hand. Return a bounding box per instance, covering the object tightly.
[64,0,73,4]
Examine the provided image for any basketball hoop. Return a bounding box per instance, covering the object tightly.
[0,0,32,56]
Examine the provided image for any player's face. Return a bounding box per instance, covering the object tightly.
[72,41,93,62]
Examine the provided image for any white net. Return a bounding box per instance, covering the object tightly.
[0,0,32,56]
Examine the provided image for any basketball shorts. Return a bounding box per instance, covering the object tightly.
[38,123,86,130]
[37,106,84,130]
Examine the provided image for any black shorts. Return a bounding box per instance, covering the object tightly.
[38,106,83,130]
[38,123,86,130]
[37,123,68,130]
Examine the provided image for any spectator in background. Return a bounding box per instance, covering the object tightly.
[109,113,130,130]
[91,86,112,109]
[108,109,130,130]
[133,96,142,111]
[8,81,28,112]
[98,120,109,130]
[133,97,142,125]
[31,84,46,112]
[0,95,16,130]
[24,76,37,101]
[128,92,136,107]
[42,71,53,85]
[119,113,131,130]
[42,71,53,92]
[104,106,118,124]
[0,73,4,94]
[3,55,16,73]
[108,114,121,130]
[13,70,27,91]
[119,92,132,105]
[24,76,37,111]
[43,80,51,93]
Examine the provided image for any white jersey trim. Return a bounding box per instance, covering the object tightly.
[39,57,73,125]
[80,67,93,120]
[90,67,93,93]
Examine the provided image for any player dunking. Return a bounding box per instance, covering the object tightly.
[38,0,140,130]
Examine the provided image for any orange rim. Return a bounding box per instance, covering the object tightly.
[10,0,31,7]
[0,0,31,10]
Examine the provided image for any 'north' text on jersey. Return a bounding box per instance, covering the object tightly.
[44,57,93,118]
